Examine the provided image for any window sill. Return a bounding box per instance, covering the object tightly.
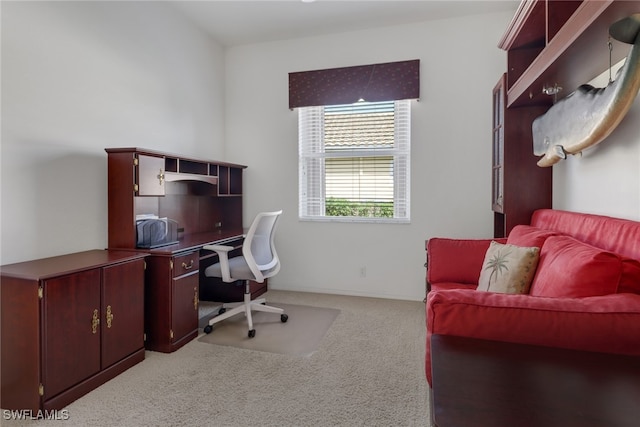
[299,216,410,224]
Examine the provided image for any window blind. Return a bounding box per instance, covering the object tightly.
[299,100,410,222]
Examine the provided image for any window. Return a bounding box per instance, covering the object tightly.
[298,100,410,223]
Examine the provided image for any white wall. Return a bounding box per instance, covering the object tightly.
[553,61,640,221]
[1,1,226,264]
[224,12,512,300]
[2,3,637,302]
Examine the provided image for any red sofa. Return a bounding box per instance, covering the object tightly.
[425,209,640,385]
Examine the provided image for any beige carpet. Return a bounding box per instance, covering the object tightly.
[197,303,340,356]
[4,291,429,427]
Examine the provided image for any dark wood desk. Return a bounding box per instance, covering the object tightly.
[106,148,249,353]
[430,335,640,427]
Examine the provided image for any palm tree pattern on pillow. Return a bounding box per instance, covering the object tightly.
[485,247,511,286]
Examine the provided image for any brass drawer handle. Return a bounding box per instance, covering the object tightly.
[182,260,194,270]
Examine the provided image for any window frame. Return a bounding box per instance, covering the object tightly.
[298,100,411,224]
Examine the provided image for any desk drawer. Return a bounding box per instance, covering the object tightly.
[173,252,199,278]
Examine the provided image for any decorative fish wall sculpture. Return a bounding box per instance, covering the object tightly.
[532,14,640,167]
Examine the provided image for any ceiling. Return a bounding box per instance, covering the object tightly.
[169,0,519,47]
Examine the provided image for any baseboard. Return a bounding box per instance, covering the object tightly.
[267,283,424,302]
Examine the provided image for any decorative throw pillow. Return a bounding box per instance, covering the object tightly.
[477,241,540,294]
[529,235,622,298]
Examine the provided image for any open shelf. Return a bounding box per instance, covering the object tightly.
[164,171,217,186]
[499,0,638,107]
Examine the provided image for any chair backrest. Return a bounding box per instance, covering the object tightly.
[242,210,282,283]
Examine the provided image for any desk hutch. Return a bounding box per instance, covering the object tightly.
[105,147,261,353]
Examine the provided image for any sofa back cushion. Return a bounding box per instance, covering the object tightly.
[620,259,640,294]
[530,236,622,297]
[531,209,640,261]
[507,225,558,248]
[531,210,640,294]
[427,238,500,285]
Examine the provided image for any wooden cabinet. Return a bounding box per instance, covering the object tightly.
[136,153,165,196]
[43,269,102,401]
[500,1,639,108]
[106,147,250,353]
[144,251,200,352]
[492,0,637,235]
[102,260,147,367]
[491,74,551,237]
[491,77,506,214]
[1,250,146,411]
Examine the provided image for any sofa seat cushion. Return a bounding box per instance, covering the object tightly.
[477,241,540,294]
[427,290,640,354]
[425,289,640,385]
[431,282,476,292]
[530,236,622,298]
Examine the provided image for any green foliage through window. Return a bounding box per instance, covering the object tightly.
[325,198,393,218]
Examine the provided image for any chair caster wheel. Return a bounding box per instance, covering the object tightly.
[218,307,227,315]
[204,325,213,334]
[281,314,288,323]
[248,329,256,338]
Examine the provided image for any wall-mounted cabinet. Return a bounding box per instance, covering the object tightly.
[492,0,636,235]
[492,74,551,237]
[500,0,639,107]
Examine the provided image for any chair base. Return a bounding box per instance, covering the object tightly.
[203,281,287,338]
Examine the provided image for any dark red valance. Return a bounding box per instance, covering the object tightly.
[288,59,420,109]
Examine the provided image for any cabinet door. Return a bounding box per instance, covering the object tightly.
[43,269,101,399]
[136,154,165,196]
[171,273,199,343]
[492,75,505,213]
[102,259,146,368]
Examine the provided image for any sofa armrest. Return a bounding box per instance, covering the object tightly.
[426,238,505,286]
[424,289,640,385]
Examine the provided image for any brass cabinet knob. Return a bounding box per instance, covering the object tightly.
[106,305,114,329]
[91,309,100,334]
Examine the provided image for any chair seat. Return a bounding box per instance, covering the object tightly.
[202,210,285,338]
[205,256,255,281]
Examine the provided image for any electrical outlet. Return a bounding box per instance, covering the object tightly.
[359,266,366,277]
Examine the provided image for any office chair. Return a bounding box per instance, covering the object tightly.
[202,210,287,338]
